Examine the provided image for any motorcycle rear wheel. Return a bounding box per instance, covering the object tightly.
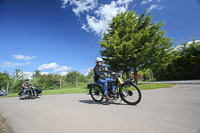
[89,85,104,102]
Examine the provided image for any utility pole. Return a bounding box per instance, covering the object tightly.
[7,80,9,94]
[60,78,62,89]
[76,76,78,88]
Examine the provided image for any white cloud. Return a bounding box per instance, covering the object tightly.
[147,4,158,12]
[187,40,200,45]
[158,6,163,10]
[81,23,89,32]
[85,1,127,35]
[40,72,50,75]
[172,40,200,52]
[61,0,98,16]
[117,0,134,4]
[54,66,72,72]
[86,15,107,34]
[61,0,133,36]
[82,67,93,76]
[3,62,31,67]
[60,71,68,76]
[23,72,50,79]
[38,62,59,70]
[141,0,152,5]
[13,55,36,60]
[61,0,70,6]
[117,0,134,9]
[37,62,72,72]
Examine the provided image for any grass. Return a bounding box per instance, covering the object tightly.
[42,87,89,95]
[137,83,173,90]
[0,114,13,133]
[0,83,172,98]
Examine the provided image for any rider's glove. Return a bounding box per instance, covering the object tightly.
[100,75,106,80]
[104,67,108,72]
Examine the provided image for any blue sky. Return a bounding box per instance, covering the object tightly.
[0,0,200,77]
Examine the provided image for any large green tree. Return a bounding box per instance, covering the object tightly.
[99,10,173,82]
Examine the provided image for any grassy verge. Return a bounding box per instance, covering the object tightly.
[0,114,13,133]
[0,83,172,98]
[42,87,89,95]
[137,83,173,90]
[0,93,18,98]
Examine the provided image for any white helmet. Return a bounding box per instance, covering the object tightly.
[95,57,103,64]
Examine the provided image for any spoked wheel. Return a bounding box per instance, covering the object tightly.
[89,85,104,102]
[30,89,35,99]
[119,81,142,105]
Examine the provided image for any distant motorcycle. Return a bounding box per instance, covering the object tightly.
[18,86,42,100]
[0,88,7,96]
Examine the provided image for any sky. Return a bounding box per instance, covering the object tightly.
[0,0,200,78]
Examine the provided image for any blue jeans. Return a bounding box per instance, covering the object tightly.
[98,78,116,95]
[23,88,27,96]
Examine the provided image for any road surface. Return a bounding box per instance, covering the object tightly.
[0,84,200,133]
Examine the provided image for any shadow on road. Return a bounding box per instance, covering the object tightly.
[79,100,131,106]
[18,97,42,100]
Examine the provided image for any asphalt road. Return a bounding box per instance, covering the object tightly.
[0,84,200,133]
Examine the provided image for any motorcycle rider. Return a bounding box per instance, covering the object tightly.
[22,79,32,98]
[94,57,116,101]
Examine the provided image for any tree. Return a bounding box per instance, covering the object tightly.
[0,72,11,89]
[87,68,94,83]
[99,10,173,82]
[63,71,88,87]
[12,69,25,81]
[170,39,199,80]
[32,70,41,79]
[10,69,25,92]
[35,74,61,90]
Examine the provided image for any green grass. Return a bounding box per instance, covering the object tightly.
[138,83,173,90]
[0,83,172,98]
[42,87,89,95]
[0,93,18,98]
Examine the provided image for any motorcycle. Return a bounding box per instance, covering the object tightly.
[88,72,142,105]
[18,86,42,100]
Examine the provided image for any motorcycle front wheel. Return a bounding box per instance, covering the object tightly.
[119,81,142,105]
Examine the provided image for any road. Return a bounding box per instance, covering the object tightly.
[0,84,200,133]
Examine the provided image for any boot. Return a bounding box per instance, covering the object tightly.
[110,90,116,95]
[105,94,110,101]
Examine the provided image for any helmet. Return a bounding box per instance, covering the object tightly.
[95,57,103,64]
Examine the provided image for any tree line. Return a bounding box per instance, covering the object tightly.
[0,70,94,93]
